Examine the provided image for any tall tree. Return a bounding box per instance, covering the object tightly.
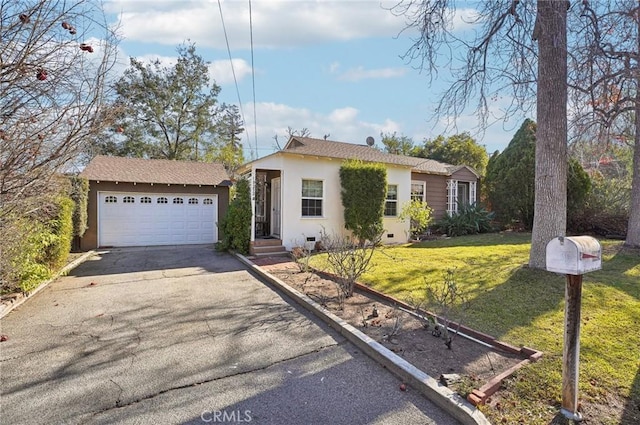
[0,0,119,219]
[390,0,568,269]
[569,2,640,248]
[486,119,591,230]
[110,43,222,160]
[415,133,489,176]
[205,104,245,174]
[529,0,568,268]
[380,131,415,155]
[485,120,537,227]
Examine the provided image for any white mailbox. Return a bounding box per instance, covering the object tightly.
[546,236,602,275]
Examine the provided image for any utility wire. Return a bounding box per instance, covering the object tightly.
[217,0,249,157]
[249,0,259,159]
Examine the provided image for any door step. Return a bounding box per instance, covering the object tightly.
[250,239,288,256]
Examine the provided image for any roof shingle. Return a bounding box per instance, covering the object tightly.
[283,137,455,175]
[80,156,231,186]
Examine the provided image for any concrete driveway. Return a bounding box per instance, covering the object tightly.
[0,245,459,424]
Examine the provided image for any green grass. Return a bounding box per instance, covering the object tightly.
[310,233,640,425]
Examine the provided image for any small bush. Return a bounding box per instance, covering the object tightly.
[398,199,433,239]
[434,204,495,237]
[4,218,55,293]
[218,178,251,254]
[568,172,629,236]
[44,196,75,270]
[69,176,89,237]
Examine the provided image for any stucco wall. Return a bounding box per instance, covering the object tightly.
[80,181,229,250]
[252,155,411,251]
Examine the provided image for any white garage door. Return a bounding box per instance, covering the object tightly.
[98,192,217,247]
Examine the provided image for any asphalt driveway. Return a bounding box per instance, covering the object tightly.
[0,245,459,424]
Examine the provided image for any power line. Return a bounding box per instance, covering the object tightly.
[249,0,258,160]
[216,0,249,157]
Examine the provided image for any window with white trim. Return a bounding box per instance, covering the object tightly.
[301,179,323,217]
[457,182,470,208]
[157,197,168,204]
[105,195,117,203]
[123,196,135,203]
[140,196,152,204]
[411,181,425,202]
[188,198,198,205]
[384,185,398,217]
[173,197,184,204]
[203,198,213,205]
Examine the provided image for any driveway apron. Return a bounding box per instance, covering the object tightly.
[0,245,459,424]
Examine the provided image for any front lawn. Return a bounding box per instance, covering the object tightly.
[313,232,640,424]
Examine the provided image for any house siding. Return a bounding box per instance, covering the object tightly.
[411,173,448,220]
[451,168,477,182]
[80,181,229,250]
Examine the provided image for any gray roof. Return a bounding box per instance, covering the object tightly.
[282,137,456,175]
[80,155,231,186]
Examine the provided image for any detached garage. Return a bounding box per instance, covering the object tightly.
[79,156,231,250]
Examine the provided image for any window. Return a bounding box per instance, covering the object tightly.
[123,196,135,203]
[255,172,267,220]
[301,179,323,217]
[105,195,117,203]
[203,198,213,205]
[385,185,398,216]
[140,196,152,204]
[173,197,183,204]
[157,197,168,204]
[188,198,198,205]
[457,182,470,208]
[411,181,425,202]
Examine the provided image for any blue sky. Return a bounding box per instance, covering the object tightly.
[103,0,528,159]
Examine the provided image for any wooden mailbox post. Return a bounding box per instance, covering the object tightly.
[546,236,602,421]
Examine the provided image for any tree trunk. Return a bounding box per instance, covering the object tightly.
[529,0,568,269]
[626,105,640,247]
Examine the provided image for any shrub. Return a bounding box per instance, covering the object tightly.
[1,218,53,293]
[69,176,89,237]
[568,171,629,236]
[399,199,433,240]
[218,178,251,254]
[44,196,75,270]
[319,228,380,303]
[434,204,495,237]
[340,159,387,243]
[0,182,74,293]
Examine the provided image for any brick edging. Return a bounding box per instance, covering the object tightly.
[313,269,544,406]
[237,254,491,425]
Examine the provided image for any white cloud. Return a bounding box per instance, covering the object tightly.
[337,66,407,82]
[209,58,252,85]
[241,102,400,159]
[328,107,359,123]
[118,53,251,85]
[106,0,407,49]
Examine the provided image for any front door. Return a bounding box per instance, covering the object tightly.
[271,177,281,237]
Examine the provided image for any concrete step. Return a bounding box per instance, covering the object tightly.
[252,249,290,258]
[252,238,283,247]
[252,245,288,254]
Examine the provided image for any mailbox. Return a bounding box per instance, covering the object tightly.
[546,236,602,275]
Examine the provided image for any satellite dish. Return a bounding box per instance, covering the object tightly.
[366,136,375,146]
